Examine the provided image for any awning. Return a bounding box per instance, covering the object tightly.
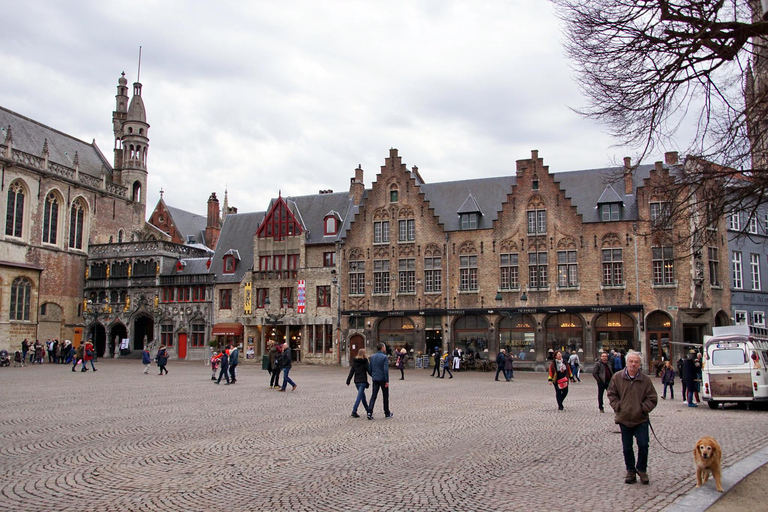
[211,323,244,336]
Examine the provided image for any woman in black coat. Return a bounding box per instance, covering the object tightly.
[346,349,371,418]
[682,352,699,407]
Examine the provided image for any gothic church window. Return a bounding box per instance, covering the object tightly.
[42,192,59,244]
[5,181,25,238]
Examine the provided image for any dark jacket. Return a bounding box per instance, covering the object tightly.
[607,369,658,427]
[370,351,389,382]
[592,359,614,385]
[229,347,239,366]
[682,356,698,387]
[156,348,168,367]
[496,352,506,368]
[142,350,151,364]
[346,357,371,385]
[280,346,292,369]
[504,354,514,371]
[268,346,280,371]
[661,367,676,385]
[396,352,408,369]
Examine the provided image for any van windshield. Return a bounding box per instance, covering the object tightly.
[711,349,746,366]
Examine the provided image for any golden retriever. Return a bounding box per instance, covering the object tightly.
[694,436,724,492]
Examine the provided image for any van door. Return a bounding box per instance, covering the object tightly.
[751,348,768,400]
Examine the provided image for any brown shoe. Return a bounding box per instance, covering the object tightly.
[625,471,637,484]
[637,471,649,485]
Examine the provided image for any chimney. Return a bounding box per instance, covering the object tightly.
[350,165,365,206]
[664,151,679,165]
[205,192,221,249]
[623,157,633,195]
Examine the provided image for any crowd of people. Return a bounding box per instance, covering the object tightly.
[12,338,100,372]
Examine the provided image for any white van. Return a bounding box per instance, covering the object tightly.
[701,325,768,409]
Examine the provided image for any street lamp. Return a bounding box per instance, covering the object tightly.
[263,296,287,345]
[83,298,111,357]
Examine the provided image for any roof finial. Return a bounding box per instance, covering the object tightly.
[159,188,164,198]
[137,46,142,83]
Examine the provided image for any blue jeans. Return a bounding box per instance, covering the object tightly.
[353,383,370,414]
[217,364,230,383]
[82,359,96,370]
[495,366,505,380]
[281,367,296,390]
[663,382,674,399]
[505,369,514,380]
[619,421,650,473]
[571,364,580,381]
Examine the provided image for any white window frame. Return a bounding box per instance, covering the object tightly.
[734,310,748,325]
[728,211,740,231]
[751,253,761,291]
[732,252,743,289]
[752,311,765,327]
[749,215,759,234]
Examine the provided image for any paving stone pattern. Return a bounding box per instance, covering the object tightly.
[0,361,766,512]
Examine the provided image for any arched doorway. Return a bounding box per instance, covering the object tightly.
[88,323,107,358]
[109,323,128,357]
[349,334,365,363]
[646,311,672,375]
[133,315,154,351]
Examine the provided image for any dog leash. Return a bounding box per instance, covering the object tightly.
[648,420,690,455]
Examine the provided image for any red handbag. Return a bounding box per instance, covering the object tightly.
[556,377,569,389]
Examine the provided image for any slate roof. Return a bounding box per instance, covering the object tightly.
[420,176,516,231]
[166,205,207,245]
[0,106,112,179]
[457,193,483,215]
[597,185,625,205]
[210,211,264,284]
[171,257,211,276]
[281,191,355,244]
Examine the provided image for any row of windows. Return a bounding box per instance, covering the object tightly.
[728,211,768,234]
[162,286,207,303]
[7,185,87,249]
[734,310,766,328]
[90,259,158,279]
[347,247,681,293]
[219,286,332,310]
[159,322,206,348]
[731,252,766,291]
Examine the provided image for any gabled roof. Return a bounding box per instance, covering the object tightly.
[210,211,263,284]
[457,193,483,215]
[282,191,355,244]
[0,106,112,180]
[596,185,624,205]
[166,205,207,245]
[171,257,211,276]
[421,176,515,231]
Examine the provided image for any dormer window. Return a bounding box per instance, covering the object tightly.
[460,213,478,230]
[600,204,620,221]
[324,215,338,235]
[223,255,236,274]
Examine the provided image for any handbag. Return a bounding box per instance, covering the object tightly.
[556,377,569,389]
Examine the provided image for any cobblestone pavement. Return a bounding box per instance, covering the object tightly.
[1,361,766,512]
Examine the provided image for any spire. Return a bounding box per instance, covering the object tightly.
[41,138,49,157]
[4,125,12,145]
[221,187,229,223]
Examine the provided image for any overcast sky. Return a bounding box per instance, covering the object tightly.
[0,0,658,216]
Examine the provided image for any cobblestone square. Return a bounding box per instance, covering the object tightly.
[1,360,766,512]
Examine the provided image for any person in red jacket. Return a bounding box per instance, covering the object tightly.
[82,341,97,372]
[547,351,572,411]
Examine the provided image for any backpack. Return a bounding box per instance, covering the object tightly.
[613,357,623,371]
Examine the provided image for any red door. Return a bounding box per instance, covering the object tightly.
[178,333,187,359]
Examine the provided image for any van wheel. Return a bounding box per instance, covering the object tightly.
[707,401,719,410]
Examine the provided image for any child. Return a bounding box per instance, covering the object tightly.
[210,351,220,380]
[661,360,676,399]
[142,348,151,374]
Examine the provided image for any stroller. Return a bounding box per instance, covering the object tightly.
[0,350,9,367]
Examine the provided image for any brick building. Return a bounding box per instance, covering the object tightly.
[0,71,149,353]
[339,149,731,370]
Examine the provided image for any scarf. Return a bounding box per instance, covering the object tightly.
[555,359,566,373]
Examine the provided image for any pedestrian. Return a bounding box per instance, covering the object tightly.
[694,352,703,403]
[72,343,85,372]
[142,347,151,374]
[504,350,514,381]
[13,350,23,367]
[82,340,97,372]
[548,350,572,410]
[613,350,624,372]
[453,347,462,371]
[677,355,686,401]
[430,346,441,377]
[21,339,29,366]
[346,348,371,418]
[156,345,169,376]
[592,351,614,413]
[607,351,658,485]
[52,340,59,364]
[682,351,698,407]
[396,348,408,380]
[660,361,675,399]
[47,339,55,363]
[228,344,239,384]
[34,341,44,364]
[279,342,297,391]
[210,350,220,380]
[569,350,581,382]
[494,349,506,381]
[368,342,393,419]
[215,346,229,384]
[441,352,453,379]
[268,343,282,389]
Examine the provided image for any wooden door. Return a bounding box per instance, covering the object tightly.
[178,333,187,359]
